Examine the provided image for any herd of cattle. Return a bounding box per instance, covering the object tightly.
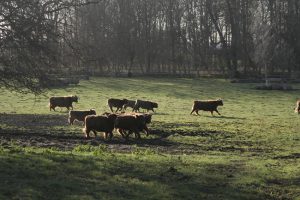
[49,96,159,140]
[49,95,300,140]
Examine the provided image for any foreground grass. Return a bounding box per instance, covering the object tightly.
[0,77,299,199]
[0,145,299,200]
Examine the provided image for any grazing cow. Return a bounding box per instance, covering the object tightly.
[123,100,136,110]
[107,98,128,112]
[83,114,117,139]
[133,100,158,112]
[295,100,300,114]
[68,109,96,125]
[114,115,148,139]
[49,95,78,111]
[191,99,223,116]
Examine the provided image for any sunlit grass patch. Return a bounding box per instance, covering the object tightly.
[0,77,299,199]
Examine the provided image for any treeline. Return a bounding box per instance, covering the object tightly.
[67,0,300,78]
[1,0,300,93]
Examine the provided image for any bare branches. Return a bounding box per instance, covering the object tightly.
[0,0,101,94]
[1,0,300,94]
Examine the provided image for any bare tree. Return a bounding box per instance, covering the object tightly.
[2,0,300,94]
[0,0,99,94]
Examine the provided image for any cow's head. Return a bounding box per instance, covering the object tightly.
[217,99,223,106]
[144,114,152,124]
[152,102,158,108]
[107,113,118,121]
[90,109,96,115]
[123,99,129,104]
[72,95,78,103]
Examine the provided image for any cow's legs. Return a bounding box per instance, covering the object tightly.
[109,105,114,113]
[215,109,221,115]
[108,132,113,140]
[210,111,214,116]
[50,105,56,111]
[119,106,124,112]
[143,126,149,136]
[134,130,141,139]
[190,109,195,115]
[124,131,132,140]
[92,130,97,137]
[117,129,126,138]
[103,132,113,139]
[84,129,91,138]
[68,117,74,125]
[133,107,140,113]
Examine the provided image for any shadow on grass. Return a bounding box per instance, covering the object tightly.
[150,128,226,138]
[190,114,246,120]
[151,112,169,116]
[273,153,300,159]
[0,150,274,200]
[0,113,270,154]
[0,113,69,129]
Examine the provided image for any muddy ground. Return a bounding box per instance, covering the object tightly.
[0,113,270,154]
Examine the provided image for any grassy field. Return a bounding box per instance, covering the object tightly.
[0,77,299,200]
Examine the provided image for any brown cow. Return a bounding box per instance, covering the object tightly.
[123,100,136,110]
[83,114,117,139]
[119,112,152,123]
[68,109,96,125]
[117,113,152,138]
[101,112,151,138]
[107,98,128,112]
[133,100,158,112]
[49,95,78,111]
[191,99,223,116]
[135,113,152,125]
[114,115,148,139]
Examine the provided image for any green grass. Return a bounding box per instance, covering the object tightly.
[0,77,299,199]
